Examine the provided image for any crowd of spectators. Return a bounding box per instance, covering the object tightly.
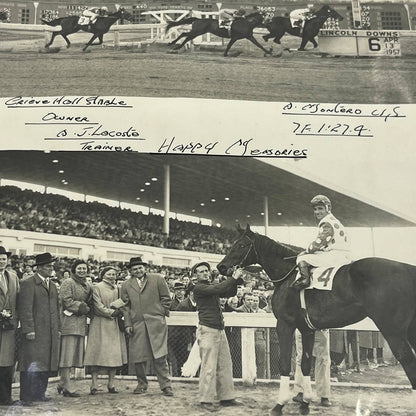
[0,186,237,254]
[5,253,389,382]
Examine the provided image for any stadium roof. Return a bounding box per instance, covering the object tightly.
[0,151,413,228]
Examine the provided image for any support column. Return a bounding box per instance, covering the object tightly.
[163,164,170,235]
[263,196,269,237]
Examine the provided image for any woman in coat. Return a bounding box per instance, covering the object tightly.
[84,266,127,394]
[58,259,92,397]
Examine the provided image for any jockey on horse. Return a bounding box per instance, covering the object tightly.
[291,195,351,291]
[219,8,246,29]
[79,6,109,28]
[289,6,315,34]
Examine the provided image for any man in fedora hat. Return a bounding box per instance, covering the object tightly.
[0,246,19,405]
[17,252,60,405]
[121,257,173,396]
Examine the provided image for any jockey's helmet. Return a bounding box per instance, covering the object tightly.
[101,6,108,12]
[310,195,331,212]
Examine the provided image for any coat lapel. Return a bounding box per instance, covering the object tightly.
[34,273,49,292]
[130,277,141,294]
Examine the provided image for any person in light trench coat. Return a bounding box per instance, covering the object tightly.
[84,266,127,394]
[120,257,173,396]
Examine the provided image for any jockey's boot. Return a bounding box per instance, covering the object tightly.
[290,261,311,290]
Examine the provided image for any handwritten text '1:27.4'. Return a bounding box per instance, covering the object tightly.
[292,122,372,137]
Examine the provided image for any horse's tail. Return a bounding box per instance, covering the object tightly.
[165,17,198,33]
[41,17,64,26]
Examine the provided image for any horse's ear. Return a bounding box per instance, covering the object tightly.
[245,224,251,232]
[236,223,244,234]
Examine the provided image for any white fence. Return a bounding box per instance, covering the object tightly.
[1,21,415,51]
[168,312,379,385]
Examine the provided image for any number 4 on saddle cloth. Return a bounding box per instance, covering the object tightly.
[297,265,342,291]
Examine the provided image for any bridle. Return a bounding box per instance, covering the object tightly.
[235,233,298,284]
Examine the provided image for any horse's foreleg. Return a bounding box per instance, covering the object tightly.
[247,35,272,56]
[83,34,98,51]
[270,323,295,416]
[45,32,58,48]
[224,38,237,56]
[298,36,308,51]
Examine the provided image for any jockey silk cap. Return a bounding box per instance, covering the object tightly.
[310,195,332,211]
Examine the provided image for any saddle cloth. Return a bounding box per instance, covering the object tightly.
[78,16,95,26]
[296,264,343,291]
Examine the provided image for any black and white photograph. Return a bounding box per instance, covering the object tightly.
[0,0,416,415]
[0,0,415,101]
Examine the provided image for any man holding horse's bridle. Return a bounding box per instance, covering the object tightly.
[291,195,351,291]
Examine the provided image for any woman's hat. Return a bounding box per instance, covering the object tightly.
[100,266,117,280]
[0,246,11,258]
[34,252,56,266]
[128,257,147,268]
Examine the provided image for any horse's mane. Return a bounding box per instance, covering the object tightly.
[253,231,302,258]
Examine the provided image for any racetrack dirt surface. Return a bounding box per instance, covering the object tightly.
[0,35,415,103]
[2,367,414,416]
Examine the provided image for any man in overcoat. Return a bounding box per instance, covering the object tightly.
[121,257,173,396]
[0,246,19,405]
[18,252,60,405]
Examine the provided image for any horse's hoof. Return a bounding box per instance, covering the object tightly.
[300,401,310,415]
[270,403,284,416]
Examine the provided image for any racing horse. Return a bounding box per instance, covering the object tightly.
[217,224,416,415]
[165,12,272,57]
[263,5,343,51]
[42,8,133,52]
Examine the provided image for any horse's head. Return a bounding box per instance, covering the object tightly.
[113,7,133,22]
[217,224,258,276]
[316,5,344,21]
[245,11,267,25]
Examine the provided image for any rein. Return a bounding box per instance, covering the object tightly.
[239,234,298,284]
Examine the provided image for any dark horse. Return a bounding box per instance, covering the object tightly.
[263,5,343,51]
[42,8,133,52]
[165,12,272,57]
[218,225,416,415]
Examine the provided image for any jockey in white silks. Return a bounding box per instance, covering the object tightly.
[291,195,351,291]
[289,7,315,34]
[79,6,108,26]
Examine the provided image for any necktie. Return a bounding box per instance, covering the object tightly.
[44,277,49,289]
[0,273,7,294]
